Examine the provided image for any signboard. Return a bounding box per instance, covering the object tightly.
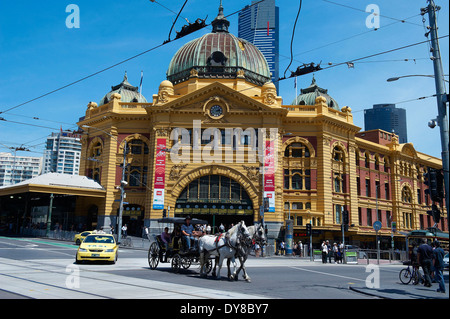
[153,138,167,209]
[373,220,382,231]
[263,140,275,212]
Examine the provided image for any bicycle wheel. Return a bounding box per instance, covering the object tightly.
[412,270,421,285]
[399,268,413,284]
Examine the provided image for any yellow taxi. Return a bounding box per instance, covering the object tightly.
[75,234,118,264]
[74,231,93,245]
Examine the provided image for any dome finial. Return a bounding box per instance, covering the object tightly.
[212,0,230,33]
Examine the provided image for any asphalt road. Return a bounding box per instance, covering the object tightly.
[0,236,447,305]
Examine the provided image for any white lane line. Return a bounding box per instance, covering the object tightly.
[288,266,366,282]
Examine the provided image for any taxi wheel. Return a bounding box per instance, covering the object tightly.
[112,252,118,264]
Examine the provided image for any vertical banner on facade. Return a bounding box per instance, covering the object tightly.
[263,139,275,212]
[153,138,166,209]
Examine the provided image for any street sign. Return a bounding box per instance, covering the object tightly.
[373,221,382,231]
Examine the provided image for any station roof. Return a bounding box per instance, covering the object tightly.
[0,173,105,198]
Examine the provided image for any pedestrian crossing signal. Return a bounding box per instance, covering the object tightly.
[306,223,312,236]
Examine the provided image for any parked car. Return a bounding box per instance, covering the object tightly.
[444,253,449,269]
[75,234,118,264]
[74,231,93,245]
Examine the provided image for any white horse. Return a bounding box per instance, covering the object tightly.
[198,221,250,280]
[227,223,267,282]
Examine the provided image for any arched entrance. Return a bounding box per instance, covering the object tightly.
[174,174,254,231]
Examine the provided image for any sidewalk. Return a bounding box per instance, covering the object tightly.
[349,281,449,299]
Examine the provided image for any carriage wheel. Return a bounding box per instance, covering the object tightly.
[181,256,191,269]
[171,254,181,273]
[148,242,160,270]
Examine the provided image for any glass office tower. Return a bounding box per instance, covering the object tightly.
[364,104,408,143]
[239,0,279,92]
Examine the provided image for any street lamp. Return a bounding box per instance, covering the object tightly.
[386,74,449,83]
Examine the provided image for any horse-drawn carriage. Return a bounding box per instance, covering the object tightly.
[148,217,267,281]
[147,217,213,273]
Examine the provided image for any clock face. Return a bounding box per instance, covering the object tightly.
[210,105,223,117]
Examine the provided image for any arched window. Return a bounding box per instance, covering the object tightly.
[284,142,310,158]
[365,152,370,168]
[402,186,412,203]
[124,138,149,187]
[333,146,344,162]
[384,157,390,173]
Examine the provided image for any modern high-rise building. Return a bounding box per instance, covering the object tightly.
[364,103,408,143]
[239,0,279,92]
[43,130,82,175]
[0,152,42,186]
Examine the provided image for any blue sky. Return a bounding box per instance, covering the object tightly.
[0,0,448,159]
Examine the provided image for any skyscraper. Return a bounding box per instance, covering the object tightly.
[43,130,82,175]
[239,0,279,92]
[364,104,408,143]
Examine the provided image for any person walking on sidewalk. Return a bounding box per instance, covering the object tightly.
[321,241,328,263]
[417,238,433,287]
[433,240,446,293]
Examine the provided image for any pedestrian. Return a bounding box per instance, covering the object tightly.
[122,224,128,239]
[432,240,446,293]
[144,226,150,240]
[321,241,327,263]
[332,243,339,264]
[206,224,211,234]
[417,238,433,287]
[299,241,303,257]
[326,240,332,263]
[280,241,285,255]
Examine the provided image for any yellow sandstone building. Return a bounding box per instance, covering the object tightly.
[76,5,447,248]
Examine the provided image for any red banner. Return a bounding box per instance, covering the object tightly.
[153,139,166,209]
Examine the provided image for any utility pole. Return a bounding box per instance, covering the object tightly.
[422,1,449,232]
[117,140,128,244]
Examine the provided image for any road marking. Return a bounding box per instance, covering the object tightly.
[288,266,366,282]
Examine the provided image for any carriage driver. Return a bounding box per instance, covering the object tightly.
[181,216,198,251]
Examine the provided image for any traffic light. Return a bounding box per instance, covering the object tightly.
[427,204,441,224]
[342,210,349,225]
[306,223,312,236]
[424,167,442,202]
[263,197,270,212]
[436,169,444,202]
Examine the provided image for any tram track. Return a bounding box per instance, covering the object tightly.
[0,257,265,299]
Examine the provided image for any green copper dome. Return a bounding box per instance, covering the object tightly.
[99,73,147,106]
[166,3,271,86]
[292,77,339,110]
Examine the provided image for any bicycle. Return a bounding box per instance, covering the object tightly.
[399,262,424,285]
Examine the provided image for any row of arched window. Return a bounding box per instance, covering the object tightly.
[86,138,149,187]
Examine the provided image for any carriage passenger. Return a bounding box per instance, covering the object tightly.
[181,216,198,251]
[161,227,171,250]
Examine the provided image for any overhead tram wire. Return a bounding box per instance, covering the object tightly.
[321,0,424,27]
[283,0,302,79]
[317,34,449,72]
[289,13,424,61]
[0,0,267,116]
